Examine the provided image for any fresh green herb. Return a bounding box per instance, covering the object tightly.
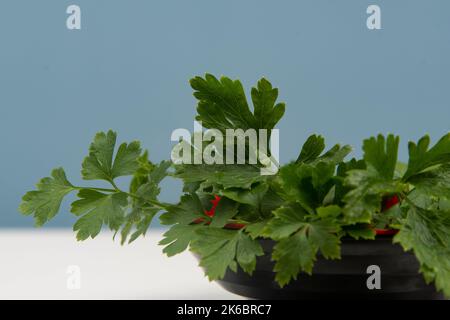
[19,74,450,297]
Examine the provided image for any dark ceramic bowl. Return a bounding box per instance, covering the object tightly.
[196,236,444,300]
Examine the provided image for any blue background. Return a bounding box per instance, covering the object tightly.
[1,0,449,227]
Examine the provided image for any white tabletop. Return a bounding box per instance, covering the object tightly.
[0,229,243,300]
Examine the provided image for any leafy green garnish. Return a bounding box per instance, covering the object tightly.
[19,168,75,226]
[71,190,128,240]
[192,74,285,132]
[159,224,205,257]
[190,228,264,279]
[19,131,169,243]
[394,203,450,296]
[403,133,450,180]
[82,130,141,182]
[174,164,265,189]
[18,75,450,298]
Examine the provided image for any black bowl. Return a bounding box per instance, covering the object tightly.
[196,236,444,300]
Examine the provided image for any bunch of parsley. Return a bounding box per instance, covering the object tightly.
[20,74,450,297]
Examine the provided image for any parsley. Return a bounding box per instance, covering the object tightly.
[19,75,450,298]
[20,130,170,242]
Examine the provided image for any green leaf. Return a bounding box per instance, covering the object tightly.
[394,161,408,179]
[221,183,268,207]
[19,168,75,226]
[403,133,450,180]
[175,164,265,189]
[159,224,204,257]
[316,144,352,165]
[272,231,316,287]
[191,74,255,131]
[363,134,399,179]
[264,205,308,240]
[316,205,342,219]
[394,204,450,297]
[129,150,155,194]
[245,220,269,239]
[191,228,263,280]
[236,231,264,274]
[296,134,352,166]
[373,204,403,229]
[266,205,341,254]
[296,135,325,163]
[279,137,351,215]
[342,136,405,223]
[343,224,376,240]
[71,190,128,240]
[131,160,171,208]
[121,208,158,245]
[210,197,239,228]
[278,164,315,214]
[272,217,341,287]
[265,203,341,286]
[191,74,285,132]
[343,169,404,223]
[121,160,171,244]
[159,193,206,225]
[336,158,366,177]
[251,78,286,130]
[407,164,450,197]
[308,220,341,259]
[82,130,141,182]
[279,161,336,214]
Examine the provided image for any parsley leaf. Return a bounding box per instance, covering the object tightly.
[296,134,325,163]
[120,159,171,244]
[159,193,206,226]
[251,78,286,131]
[265,205,341,287]
[407,164,450,198]
[363,134,399,179]
[279,161,337,214]
[263,205,309,240]
[343,224,376,240]
[343,135,404,223]
[191,74,285,132]
[159,224,204,257]
[343,169,403,223]
[71,190,128,240]
[19,168,75,226]
[82,130,141,182]
[244,220,270,239]
[220,183,268,207]
[129,150,155,194]
[175,164,265,189]
[296,135,352,165]
[210,197,239,228]
[272,231,316,287]
[265,206,341,258]
[190,228,264,280]
[403,133,450,180]
[394,204,450,296]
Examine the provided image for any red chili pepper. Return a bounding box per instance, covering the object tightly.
[375,195,401,236]
[381,194,400,212]
[375,228,399,236]
[204,195,221,217]
[224,222,246,230]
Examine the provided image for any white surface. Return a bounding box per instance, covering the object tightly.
[0,229,243,300]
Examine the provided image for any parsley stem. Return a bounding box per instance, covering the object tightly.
[73,186,117,193]
[126,192,171,210]
[108,179,121,192]
[73,185,170,210]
